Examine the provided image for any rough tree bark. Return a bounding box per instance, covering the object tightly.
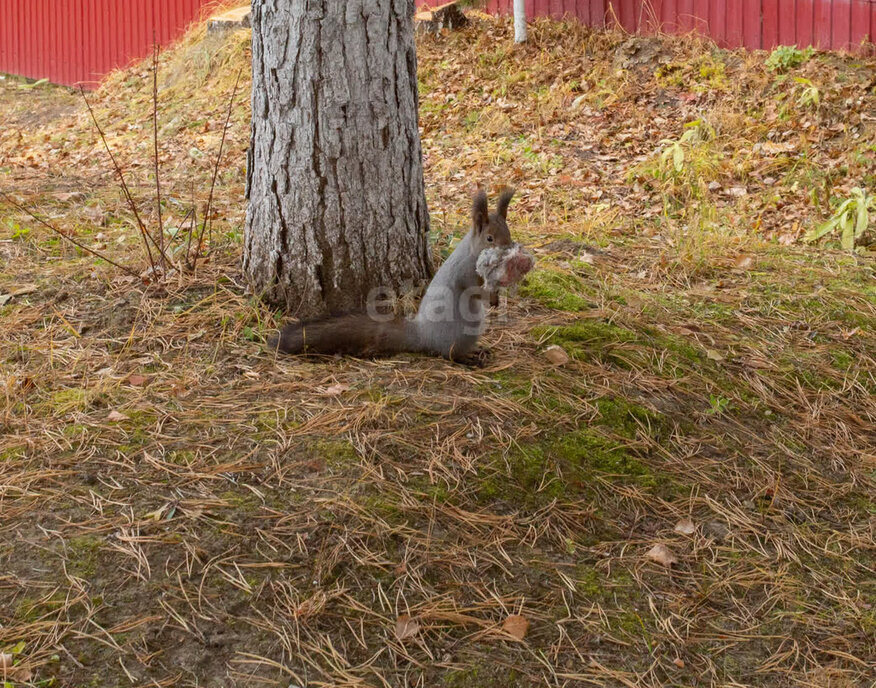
[244,0,433,318]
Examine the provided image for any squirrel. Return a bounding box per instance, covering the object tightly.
[270,189,517,364]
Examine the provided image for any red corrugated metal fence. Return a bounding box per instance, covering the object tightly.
[0,0,218,88]
[2,0,873,89]
[484,0,876,51]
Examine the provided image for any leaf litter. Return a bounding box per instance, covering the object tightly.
[0,10,875,688]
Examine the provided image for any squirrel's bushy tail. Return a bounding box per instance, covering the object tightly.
[270,314,418,357]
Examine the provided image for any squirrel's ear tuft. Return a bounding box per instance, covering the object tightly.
[496,187,515,219]
[472,190,489,232]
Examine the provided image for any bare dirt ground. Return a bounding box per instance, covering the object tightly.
[1,15,874,688]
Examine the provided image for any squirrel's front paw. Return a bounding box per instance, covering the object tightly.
[454,348,493,368]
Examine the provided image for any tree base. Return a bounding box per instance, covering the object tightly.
[415,2,469,35]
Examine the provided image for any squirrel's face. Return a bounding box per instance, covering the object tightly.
[471,188,514,253]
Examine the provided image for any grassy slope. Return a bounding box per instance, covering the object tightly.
[1,16,875,688]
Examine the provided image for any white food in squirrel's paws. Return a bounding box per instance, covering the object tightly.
[476,243,535,291]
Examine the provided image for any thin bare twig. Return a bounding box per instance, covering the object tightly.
[1,193,138,276]
[152,39,165,269]
[80,87,169,272]
[192,67,243,273]
[186,181,197,268]
[167,207,194,249]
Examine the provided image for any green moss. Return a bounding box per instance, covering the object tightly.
[253,411,280,432]
[15,591,68,621]
[830,350,854,371]
[311,439,359,468]
[535,319,636,346]
[111,631,131,645]
[49,387,93,413]
[478,442,565,506]
[62,423,90,438]
[483,370,530,400]
[253,409,301,435]
[595,397,664,440]
[519,269,593,311]
[413,481,450,503]
[0,446,26,461]
[656,54,729,92]
[576,565,607,597]
[359,494,406,523]
[219,490,262,512]
[841,493,875,515]
[477,427,676,508]
[115,443,148,458]
[616,610,652,642]
[443,666,522,687]
[67,535,102,578]
[113,410,159,452]
[124,409,157,426]
[485,370,579,415]
[832,307,876,331]
[574,565,652,633]
[657,333,703,363]
[778,354,843,391]
[363,385,406,405]
[167,450,195,466]
[856,609,876,636]
[554,430,658,488]
[533,319,637,368]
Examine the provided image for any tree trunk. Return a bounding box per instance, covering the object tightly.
[244,0,433,319]
[513,0,527,43]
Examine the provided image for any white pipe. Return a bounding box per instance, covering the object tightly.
[513,0,527,43]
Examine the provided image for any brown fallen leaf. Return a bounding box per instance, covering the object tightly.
[12,666,32,682]
[170,383,189,398]
[646,543,678,567]
[543,345,570,366]
[16,377,36,393]
[0,284,38,306]
[674,518,696,536]
[126,374,149,386]
[673,657,685,668]
[107,410,129,422]
[394,614,420,641]
[502,614,529,640]
[734,255,754,270]
[324,383,350,396]
[12,284,38,297]
[0,653,31,682]
[143,505,168,522]
[53,191,87,203]
[778,232,798,246]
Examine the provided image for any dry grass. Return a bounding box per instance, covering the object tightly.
[1,14,875,688]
